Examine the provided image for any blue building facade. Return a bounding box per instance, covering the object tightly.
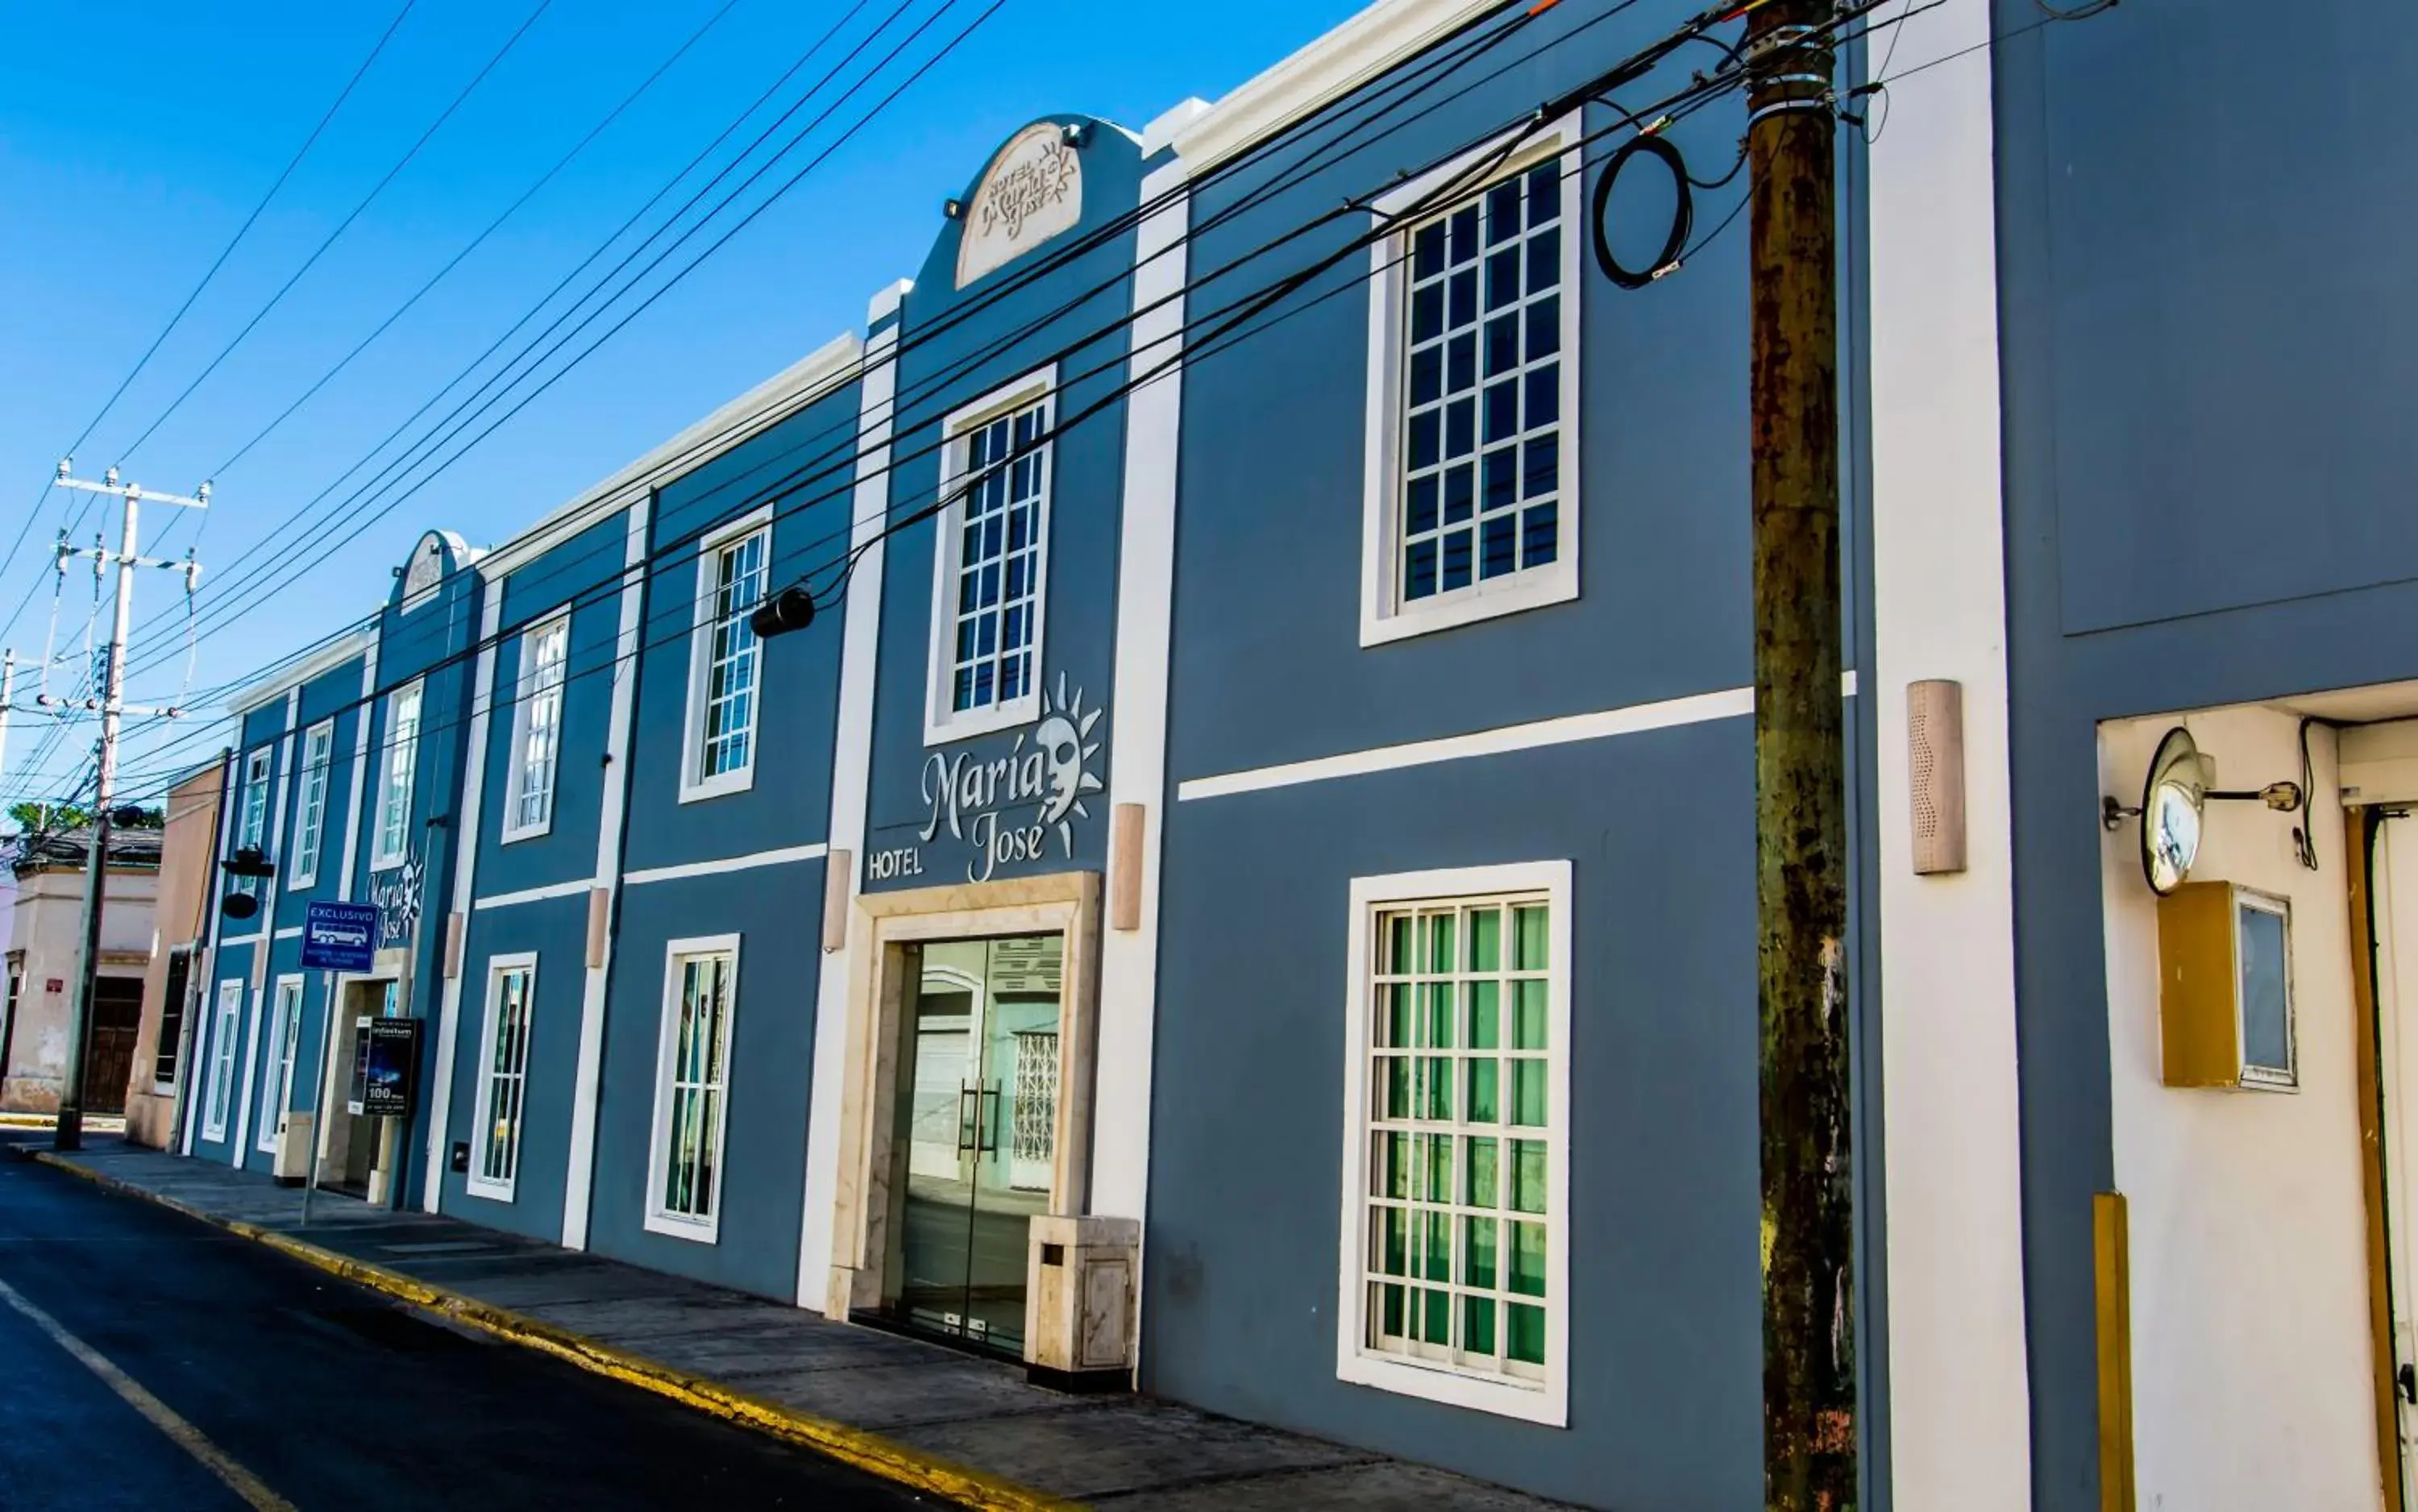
[167,0,2418,1506]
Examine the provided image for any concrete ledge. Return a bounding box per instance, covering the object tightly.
[28,1149,1078,1512]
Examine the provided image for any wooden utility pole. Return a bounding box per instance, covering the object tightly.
[1746,2,1853,1508]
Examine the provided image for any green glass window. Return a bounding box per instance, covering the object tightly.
[1360,891,1555,1388]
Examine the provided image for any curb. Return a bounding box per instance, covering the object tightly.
[28,1150,1080,1512]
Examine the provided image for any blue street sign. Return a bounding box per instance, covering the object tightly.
[300,901,380,973]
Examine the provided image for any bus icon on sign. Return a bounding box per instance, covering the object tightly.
[301,901,381,974]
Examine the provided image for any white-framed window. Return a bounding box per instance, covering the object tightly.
[679,512,769,803]
[644,935,739,1241]
[236,747,272,896]
[288,721,334,888]
[503,614,570,841]
[924,368,1055,744]
[202,978,244,1142]
[1336,860,1571,1426]
[256,975,305,1153]
[1361,114,1582,647]
[370,679,423,870]
[468,953,538,1201]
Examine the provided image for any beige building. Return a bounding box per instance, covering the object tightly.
[126,761,227,1149]
[0,825,161,1115]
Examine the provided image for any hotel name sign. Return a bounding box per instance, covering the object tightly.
[954,122,1083,289]
[868,676,1106,885]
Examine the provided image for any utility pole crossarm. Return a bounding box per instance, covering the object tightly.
[49,460,209,1153]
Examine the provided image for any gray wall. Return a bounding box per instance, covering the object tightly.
[1992,1,2418,1504]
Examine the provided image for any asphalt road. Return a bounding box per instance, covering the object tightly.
[0,1150,930,1510]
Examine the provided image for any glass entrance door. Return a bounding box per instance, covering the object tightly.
[894,934,1063,1355]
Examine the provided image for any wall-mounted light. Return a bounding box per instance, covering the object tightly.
[942,197,965,220]
[2101,725,2306,894]
[1059,121,1088,148]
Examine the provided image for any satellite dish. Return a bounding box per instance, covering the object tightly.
[2140,726,2209,895]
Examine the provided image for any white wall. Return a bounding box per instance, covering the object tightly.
[1867,2,2035,1504]
[2100,706,2381,1510]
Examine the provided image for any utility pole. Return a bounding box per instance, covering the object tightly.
[1746,3,1851,1509]
[51,459,206,1153]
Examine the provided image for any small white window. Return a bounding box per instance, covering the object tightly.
[503,615,569,841]
[645,935,739,1240]
[236,748,272,898]
[1361,114,1582,646]
[202,979,244,1142]
[925,369,1054,744]
[371,680,423,870]
[679,514,768,802]
[469,953,537,1200]
[1336,861,1570,1426]
[289,721,334,888]
[256,975,305,1153]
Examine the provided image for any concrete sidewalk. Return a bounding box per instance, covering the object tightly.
[10,1136,1560,1510]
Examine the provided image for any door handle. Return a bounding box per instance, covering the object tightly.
[979,1084,1002,1154]
[957,1084,978,1153]
[2399,1363,2416,1406]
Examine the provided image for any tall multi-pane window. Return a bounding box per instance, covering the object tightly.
[471,957,535,1198]
[237,749,272,896]
[289,721,333,887]
[685,525,766,798]
[649,938,737,1238]
[257,977,303,1153]
[372,682,422,868]
[1341,864,1567,1425]
[507,616,568,837]
[947,400,1049,722]
[203,980,243,1141]
[154,948,191,1087]
[1363,120,1581,646]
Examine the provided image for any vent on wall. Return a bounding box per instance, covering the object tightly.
[1909,679,1968,875]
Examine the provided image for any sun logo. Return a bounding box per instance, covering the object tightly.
[1032,673,1105,852]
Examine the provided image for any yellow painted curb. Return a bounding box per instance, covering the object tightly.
[27,1152,1081,1512]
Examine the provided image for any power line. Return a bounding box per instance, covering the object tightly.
[130,0,1573,675]
[106,0,559,470]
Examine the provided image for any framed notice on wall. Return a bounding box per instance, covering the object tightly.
[347,1017,422,1118]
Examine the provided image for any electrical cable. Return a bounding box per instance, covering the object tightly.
[1590,131,1692,287]
[195,0,754,491]
[98,0,1949,800]
[106,0,559,471]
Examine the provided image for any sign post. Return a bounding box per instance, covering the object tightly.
[297,902,378,1225]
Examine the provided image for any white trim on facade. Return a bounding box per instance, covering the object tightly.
[1174,0,1503,175]
[202,978,243,1144]
[1336,859,1571,1427]
[679,505,774,804]
[474,878,595,912]
[1178,676,1858,802]
[271,926,301,941]
[222,629,376,721]
[923,366,1059,745]
[1092,159,1188,1248]
[231,688,299,1164]
[425,580,502,1212]
[621,843,829,888]
[563,496,650,1251]
[368,678,425,872]
[256,974,305,1154]
[182,751,243,1158]
[501,610,571,843]
[467,950,538,1203]
[479,332,861,579]
[287,718,335,889]
[644,933,742,1244]
[1360,112,1583,647]
[798,285,908,1305]
[1868,6,2034,1506]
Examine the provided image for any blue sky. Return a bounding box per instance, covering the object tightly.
[0,0,1365,810]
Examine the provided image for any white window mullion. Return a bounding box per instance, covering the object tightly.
[202,979,243,1141]
[1337,862,1569,1427]
[256,976,304,1153]
[925,369,1055,744]
[504,617,569,840]
[646,936,739,1240]
[289,721,334,887]
[679,513,770,804]
[372,681,424,870]
[469,955,537,1199]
